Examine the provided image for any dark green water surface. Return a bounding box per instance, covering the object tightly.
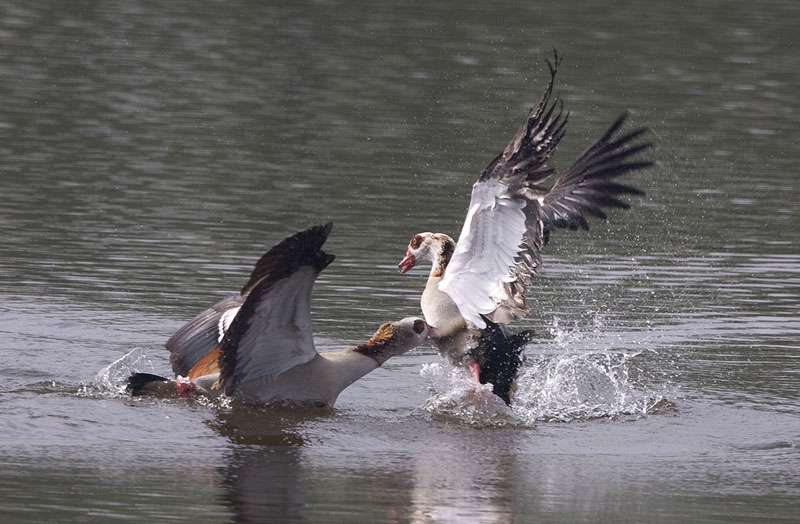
[1,1,798,522]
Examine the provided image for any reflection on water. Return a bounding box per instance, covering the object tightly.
[222,447,308,523]
[1,0,799,521]
[211,404,320,447]
[212,404,522,523]
[407,447,516,524]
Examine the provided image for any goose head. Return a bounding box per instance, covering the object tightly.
[355,316,432,364]
[398,232,455,275]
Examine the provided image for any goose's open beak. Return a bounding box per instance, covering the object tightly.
[398,250,416,274]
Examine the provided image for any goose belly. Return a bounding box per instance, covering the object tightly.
[235,357,339,407]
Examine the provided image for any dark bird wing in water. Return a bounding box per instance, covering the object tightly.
[126,372,169,396]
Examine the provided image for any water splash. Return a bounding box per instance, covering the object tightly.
[420,318,672,427]
[512,351,664,424]
[79,347,163,398]
[418,363,518,427]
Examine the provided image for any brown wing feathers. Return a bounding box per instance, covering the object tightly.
[187,346,221,380]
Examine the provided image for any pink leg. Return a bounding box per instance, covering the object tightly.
[175,377,196,398]
[468,362,481,382]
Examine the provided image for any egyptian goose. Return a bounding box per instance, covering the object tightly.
[128,223,430,408]
[398,52,653,404]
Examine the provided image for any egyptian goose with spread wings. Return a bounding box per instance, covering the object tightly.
[398,53,653,404]
[129,223,430,407]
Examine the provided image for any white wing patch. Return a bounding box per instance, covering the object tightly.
[218,306,241,342]
[439,178,528,328]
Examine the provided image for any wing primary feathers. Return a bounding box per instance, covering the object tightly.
[479,50,567,184]
[240,222,334,295]
[434,52,653,332]
[540,114,653,235]
[219,223,335,394]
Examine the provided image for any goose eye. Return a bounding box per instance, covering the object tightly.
[410,234,423,249]
[413,319,426,334]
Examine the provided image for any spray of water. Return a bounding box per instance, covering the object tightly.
[80,347,162,398]
[418,362,518,426]
[420,316,672,427]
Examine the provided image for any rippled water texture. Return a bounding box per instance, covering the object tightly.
[1,1,798,522]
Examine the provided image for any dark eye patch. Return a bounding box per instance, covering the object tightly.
[410,234,423,249]
[413,319,426,334]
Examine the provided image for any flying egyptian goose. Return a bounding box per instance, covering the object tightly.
[397,52,653,404]
[128,223,430,408]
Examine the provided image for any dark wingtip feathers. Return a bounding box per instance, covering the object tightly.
[545,47,564,78]
[220,223,336,394]
[240,223,335,295]
[539,112,653,232]
[480,50,569,184]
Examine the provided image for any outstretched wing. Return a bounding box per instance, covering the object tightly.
[535,114,651,233]
[440,56,652,329]
[479,49,567,185]
[218,223,335,395]
[166,294,244,377]
[438,177,531,327]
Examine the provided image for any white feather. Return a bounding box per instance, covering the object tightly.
[439,178,528,328]
[218,307,240,342]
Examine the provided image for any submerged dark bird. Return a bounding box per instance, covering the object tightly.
[129,223,431,407]
[398,51,653,404]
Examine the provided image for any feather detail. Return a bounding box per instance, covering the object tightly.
[439,53,652,327]
[219,223,335,395]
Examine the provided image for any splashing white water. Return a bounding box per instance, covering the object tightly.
[420,318,671,427]
[81,347,164,397]
[419,362,518,426]
[512,351,663,424]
